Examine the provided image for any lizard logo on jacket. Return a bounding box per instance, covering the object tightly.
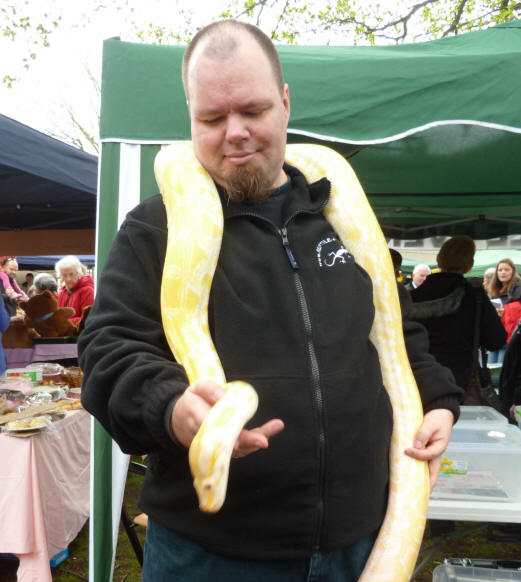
[316,237,352,268]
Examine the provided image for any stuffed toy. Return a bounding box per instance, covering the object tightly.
[2,317,40,348]
[77,304,92,334]
[20,291,78,338]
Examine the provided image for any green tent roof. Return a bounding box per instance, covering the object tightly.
[99,20,521,239]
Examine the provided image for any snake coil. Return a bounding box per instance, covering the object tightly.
[155,142,429,581]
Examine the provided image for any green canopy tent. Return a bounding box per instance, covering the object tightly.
[91,21,521,581]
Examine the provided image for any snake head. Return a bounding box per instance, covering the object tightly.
[193,468,227,513]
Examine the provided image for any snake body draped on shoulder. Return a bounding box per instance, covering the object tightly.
[154,141,429,581]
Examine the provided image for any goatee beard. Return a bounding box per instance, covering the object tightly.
[223,166,272,202]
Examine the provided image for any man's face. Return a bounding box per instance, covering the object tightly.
[187,36,290,200]
[413,268,430,287]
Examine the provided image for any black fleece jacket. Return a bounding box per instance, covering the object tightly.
[409,272,506,390]
[79,166,462,559]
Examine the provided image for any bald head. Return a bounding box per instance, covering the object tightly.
[182,20,284,101]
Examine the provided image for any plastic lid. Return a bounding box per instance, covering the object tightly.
[448,425,521,449]
[458,406,507,423]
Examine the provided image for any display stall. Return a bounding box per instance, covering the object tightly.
[0,408,90,582]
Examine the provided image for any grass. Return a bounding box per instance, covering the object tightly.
[1,468,520,581]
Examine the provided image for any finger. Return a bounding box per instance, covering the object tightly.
[404,439,446,461]
[257,419,285,439]
[233,419,285,458]
[189,379,225,404]
[428,456,441,492]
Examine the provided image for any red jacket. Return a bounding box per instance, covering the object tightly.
[58,275,94,325]
[501,300,521,344]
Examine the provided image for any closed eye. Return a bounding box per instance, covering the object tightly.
[201,116,224,124]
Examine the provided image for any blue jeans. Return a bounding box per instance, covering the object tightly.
[142,518,378,582]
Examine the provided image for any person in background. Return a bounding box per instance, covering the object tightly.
[488,258,521,364]
[79,20,462,582]
[33,273,59,295]
[405,263,431,290]
[55,255,94,326]
[409,236,506,397]
[482,267,496,296]
[0,257,28,316]
[21,273,34,295]
[499,320,521,421]
[389,248,403,281]
[0,299,9,376]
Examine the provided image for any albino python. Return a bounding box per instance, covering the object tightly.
[154,141,429,582]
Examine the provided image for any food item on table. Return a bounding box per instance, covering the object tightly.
[64,366,83,388]
[0,377,34,395]
[27,362,65,383]
[5,368,42,383]
[55,398,82,411]
[5,415,49,431]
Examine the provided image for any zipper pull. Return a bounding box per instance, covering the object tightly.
[279,227,300,269]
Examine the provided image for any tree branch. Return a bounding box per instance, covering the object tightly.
[442,0,469,36]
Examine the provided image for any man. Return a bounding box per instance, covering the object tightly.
[405,263,432,290]
[21,272,33,295]
[80,20,462,581]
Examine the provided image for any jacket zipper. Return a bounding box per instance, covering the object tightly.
[278,225,326,553]
[226,209,329,551]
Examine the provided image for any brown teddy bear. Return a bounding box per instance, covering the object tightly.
[2,317,40,348]
[20,290,78,338]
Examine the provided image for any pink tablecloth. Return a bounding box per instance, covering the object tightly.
[0,409,90,582]
[5,343,78,369]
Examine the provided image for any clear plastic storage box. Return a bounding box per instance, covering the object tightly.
[431,425,521,503]
[456,406,508,430]
[433,563,521,581]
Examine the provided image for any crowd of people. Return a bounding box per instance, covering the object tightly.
[0,255,95,375]
[0,255,94,318]
[395,242,521,421]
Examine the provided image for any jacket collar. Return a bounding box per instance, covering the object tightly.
[220,163,330,224]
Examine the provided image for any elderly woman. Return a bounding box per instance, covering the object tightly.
[56,255,94,325]
[408,236,506,398]
[33,273,59,295]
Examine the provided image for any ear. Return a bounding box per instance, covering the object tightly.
[282,83,290,124]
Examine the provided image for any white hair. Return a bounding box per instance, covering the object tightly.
[484,267,496,282]
[55,255,83,278]
[413,263,431,275]
[34,273,58,293]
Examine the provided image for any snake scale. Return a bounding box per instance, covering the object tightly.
[154,141,429,581]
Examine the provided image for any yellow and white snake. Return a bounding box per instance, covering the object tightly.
[155,141,429,581]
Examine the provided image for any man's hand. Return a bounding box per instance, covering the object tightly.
[171,379,284,456]
[404,408,454,491]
